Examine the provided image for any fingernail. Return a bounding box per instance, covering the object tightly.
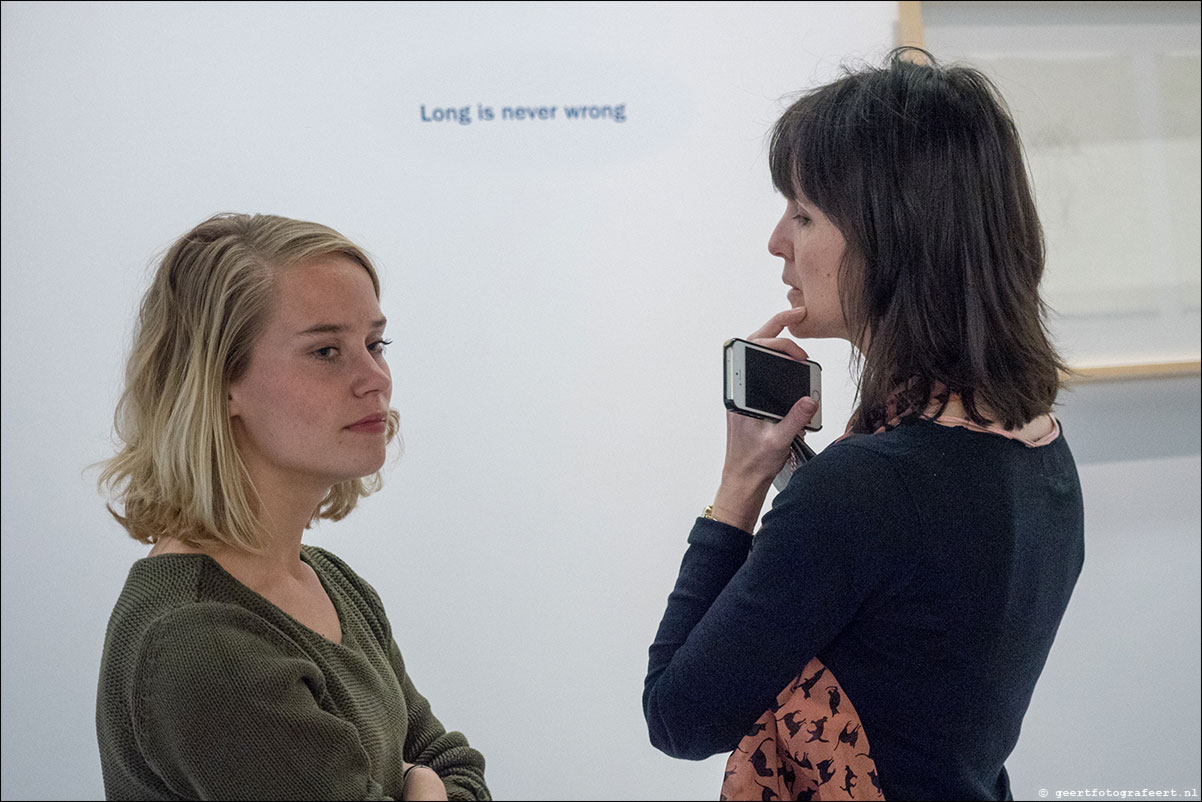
[800,397,818,414]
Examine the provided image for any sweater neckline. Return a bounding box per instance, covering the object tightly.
[925,413,1061,447]
[139,546,349,648]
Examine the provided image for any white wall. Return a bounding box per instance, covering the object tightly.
[1013,376,1201,800]
[2,3,1198,801]
[0,3,891,799]
[922,2,1202,792]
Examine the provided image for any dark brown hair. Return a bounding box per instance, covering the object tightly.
[769,48,1066,431]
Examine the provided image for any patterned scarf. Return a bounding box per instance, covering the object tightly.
[721,657,881,801]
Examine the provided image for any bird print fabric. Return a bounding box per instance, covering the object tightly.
[721,657,882,801]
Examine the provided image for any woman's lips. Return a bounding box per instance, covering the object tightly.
[346,416,386,434]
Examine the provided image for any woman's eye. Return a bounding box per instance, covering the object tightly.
[792,214,810,225]
[369,338,393,355]
[313,346,338,360]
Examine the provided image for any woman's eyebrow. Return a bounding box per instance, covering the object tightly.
[295,317,388,336]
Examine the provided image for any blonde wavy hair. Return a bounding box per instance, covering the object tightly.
[99,213,401,551]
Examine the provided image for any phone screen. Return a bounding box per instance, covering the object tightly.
[744,346,812,418]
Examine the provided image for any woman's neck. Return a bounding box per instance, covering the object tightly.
[148,533,305,590]
[147,475,330,594]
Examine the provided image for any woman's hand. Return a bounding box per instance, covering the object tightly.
[401,762,448,801]
[710,309,818,533]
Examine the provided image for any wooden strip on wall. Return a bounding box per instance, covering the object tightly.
[898,1,925,48]
[1064,361,1202,383]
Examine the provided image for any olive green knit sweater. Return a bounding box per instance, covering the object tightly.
[96,545,489,800]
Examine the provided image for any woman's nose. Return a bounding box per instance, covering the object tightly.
[352,348,391,398]
[768,213,791,260]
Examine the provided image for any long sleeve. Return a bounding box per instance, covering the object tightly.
[387,640,490,801]
[642,420,1086,799]
[134,603,393,800]
[99,547,493,801]
[643,443,917,760]
[643,517,754,758]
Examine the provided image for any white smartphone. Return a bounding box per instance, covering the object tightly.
[724,338,822,431]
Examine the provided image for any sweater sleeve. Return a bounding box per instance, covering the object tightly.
[643,441,918,760]
[134,603,393,800]
[326,549,491,802]
[386,639,491,801]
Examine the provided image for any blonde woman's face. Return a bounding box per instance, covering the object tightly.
[228,255,392,498]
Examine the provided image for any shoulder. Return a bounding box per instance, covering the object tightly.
[810,427,918,473]
[301,545,384,610]
[776,429,923,520]
[831,418,958,463]
[301,543,359,580]
[99,594,323,745]
[779,417,1022,509]
[758,428,926,562]
[102,557,314,691]
[136,602,312,682]
[734,432,925,609]
[127,601,340,737]
[302,545,392,645]
[800,418,1012,498]
[104,555,232,661]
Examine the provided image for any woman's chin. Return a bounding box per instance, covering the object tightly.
[337,452,388,483]
[786,316,852,342]
[786,320,809,338]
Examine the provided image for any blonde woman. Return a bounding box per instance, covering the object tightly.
[96,214,489,801]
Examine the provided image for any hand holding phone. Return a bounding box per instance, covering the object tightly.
[724,338,822,431]
[708,326,822,533]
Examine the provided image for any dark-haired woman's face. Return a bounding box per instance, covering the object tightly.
[768,196,850,342]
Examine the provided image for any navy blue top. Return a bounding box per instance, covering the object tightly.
[644,418,1084,800]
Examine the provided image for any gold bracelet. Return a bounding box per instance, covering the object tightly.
[702,505,715,520]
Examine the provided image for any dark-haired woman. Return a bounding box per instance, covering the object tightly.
[644,49,1083,801]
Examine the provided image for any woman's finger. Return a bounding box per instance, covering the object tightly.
[747,307,807,340]
[779,395,819,440]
